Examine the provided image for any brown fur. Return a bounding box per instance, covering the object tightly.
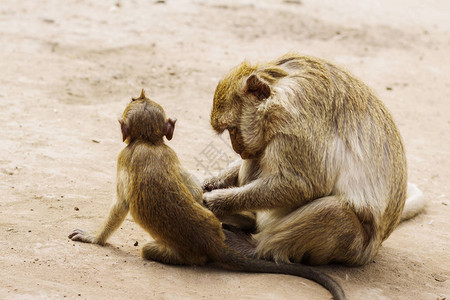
[68,90,346,300]
[203,53,410,266]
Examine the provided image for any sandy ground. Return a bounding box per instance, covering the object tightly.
[1,0,449,299]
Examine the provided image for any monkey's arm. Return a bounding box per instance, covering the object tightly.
[202,159,241,192]
[179,168,203,204]
[69,200,129,246]
[203,175,313,217]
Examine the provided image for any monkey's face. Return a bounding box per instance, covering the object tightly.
[210,62,256,133]
[211,60,290,160]
[228,126,262,160]
[228,127,245,157]
[212,63,281,160]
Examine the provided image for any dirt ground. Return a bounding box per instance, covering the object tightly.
[1,0,449,299]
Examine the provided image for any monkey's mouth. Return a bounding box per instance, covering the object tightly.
[228,127,245,154]
[228,127,260,159]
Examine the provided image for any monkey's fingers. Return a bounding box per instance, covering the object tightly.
[68,229,86,238]
[203,194,213,207]
[203,191,228,217]
[68,229,94,243]
[202,183,215,192]
[70,234,94,243]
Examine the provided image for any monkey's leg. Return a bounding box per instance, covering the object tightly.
[142,241,208,265]
[142,241,185,264]
[220,211,257,233]
[254,196,375,266]
[223,227,257,258]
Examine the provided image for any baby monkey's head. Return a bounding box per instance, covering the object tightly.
[119,89,176,144]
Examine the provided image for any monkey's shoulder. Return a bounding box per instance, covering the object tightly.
[120,141,179,163]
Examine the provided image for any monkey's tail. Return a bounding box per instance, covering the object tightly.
[213,246,346,300]
[401,182,425,221]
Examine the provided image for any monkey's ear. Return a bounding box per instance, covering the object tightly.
[243,74,271,101]
[163,118,177,140]
[118,119,129,142]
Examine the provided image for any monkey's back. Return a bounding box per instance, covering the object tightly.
[118,141,225,259]
[272,54,408,241]
[229,54,407,243]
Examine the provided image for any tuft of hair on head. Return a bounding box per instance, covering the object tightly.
[132,89,147,101]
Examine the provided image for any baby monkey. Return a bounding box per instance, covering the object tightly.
[68,90,345,300]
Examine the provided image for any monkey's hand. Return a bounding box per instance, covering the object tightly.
[68,229,96,244]
[203,189,234,217]
[202,178,226,192]
[202,160,241,192]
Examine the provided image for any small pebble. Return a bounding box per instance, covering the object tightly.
[432,273,447,282]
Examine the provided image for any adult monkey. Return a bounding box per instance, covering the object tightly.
[203,53,424,266]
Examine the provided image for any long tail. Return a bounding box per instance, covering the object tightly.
[214,246,346,300]
[401,182,425,221]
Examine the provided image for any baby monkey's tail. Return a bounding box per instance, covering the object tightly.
[213,246,346,300]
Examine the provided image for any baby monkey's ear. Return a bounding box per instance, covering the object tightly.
[163,118,177,140]
[118,119,130,143]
